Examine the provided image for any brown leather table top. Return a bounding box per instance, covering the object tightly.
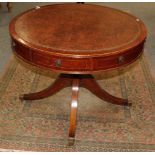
[10,3,147,56]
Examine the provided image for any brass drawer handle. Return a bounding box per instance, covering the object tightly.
[11,40,16,49]
[118,56,125,64]
[55,59,61,67]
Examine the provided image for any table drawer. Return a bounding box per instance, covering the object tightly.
[32,52,91,71]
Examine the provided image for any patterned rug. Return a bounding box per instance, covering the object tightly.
[0,54,155,151]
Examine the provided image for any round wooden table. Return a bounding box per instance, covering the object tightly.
[9,3,147,145]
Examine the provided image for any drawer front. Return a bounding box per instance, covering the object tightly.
[32,52,53,67]
[32,52,92,71]
[12,40,32,61]
[93,43,144,71]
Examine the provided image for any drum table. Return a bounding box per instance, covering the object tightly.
[9,4,147,145]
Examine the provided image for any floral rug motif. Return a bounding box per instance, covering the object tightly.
[0,54,155,151]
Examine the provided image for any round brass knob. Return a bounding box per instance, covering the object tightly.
[11,40,16,49]
[55,59,61,67]
[118,56,125,64]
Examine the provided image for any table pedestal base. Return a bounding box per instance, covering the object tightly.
[20,74,131,145]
